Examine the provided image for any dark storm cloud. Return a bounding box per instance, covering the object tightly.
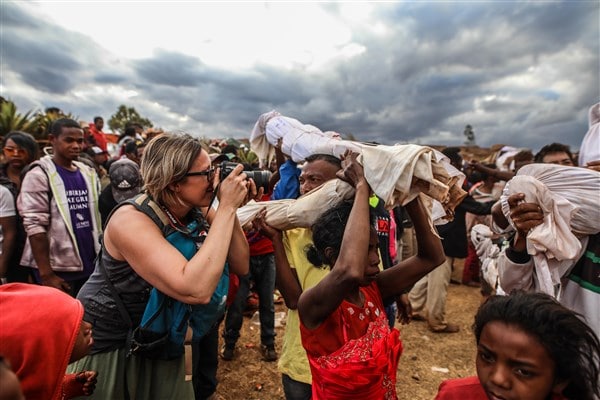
[94,72,128,85]
[1,1,40,28]
[134,51,207,87]
[2,32,82,93]
[316,1,600,148]
[3,2,598,152]
[133,53,318,131]
[1,2,110,94]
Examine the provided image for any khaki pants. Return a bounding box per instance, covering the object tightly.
[409,257,452,331]
[399,227,417,262]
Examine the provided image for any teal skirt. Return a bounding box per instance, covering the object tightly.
[67,348,194,400]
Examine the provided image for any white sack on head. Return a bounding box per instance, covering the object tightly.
[249,111,466,221]
[500,163,600,296]
[249,110,360,166]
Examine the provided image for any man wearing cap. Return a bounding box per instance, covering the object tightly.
[98,159,142,226]
[86,146,110,190]
[79,121,93,151]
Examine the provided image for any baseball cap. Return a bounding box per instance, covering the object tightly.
[90,146,105,155]
[109,159,142,203]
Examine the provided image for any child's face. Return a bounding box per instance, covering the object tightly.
[69,320,94,363]
[476,321,566,400]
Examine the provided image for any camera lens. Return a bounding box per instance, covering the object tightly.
[246,170,271,192]
[219,161,271,192]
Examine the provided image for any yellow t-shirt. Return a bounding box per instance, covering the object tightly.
[277,228,329,384]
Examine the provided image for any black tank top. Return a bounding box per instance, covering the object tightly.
[77,246,151,354]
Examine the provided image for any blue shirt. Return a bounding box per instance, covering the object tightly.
[271,159,301,200]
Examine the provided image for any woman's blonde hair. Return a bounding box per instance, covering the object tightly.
[141,133,203,206]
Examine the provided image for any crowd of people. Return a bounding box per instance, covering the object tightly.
[0,102,599,400]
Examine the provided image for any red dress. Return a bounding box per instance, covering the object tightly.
[300,282,403,399]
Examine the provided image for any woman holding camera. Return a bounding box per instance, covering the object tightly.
[69,133,252,399]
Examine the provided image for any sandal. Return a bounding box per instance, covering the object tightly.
[431,324,460,334]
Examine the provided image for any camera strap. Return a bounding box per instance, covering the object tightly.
[206,182,220,214]
[159,204,208,244]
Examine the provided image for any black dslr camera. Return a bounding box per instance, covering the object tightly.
[219,161,272,192]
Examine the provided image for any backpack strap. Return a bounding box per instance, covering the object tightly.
[102,192,175,237]
[128,193,173,237]
[126,193,209,242]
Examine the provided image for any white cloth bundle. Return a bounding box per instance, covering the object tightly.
[471,224,504,294]
[250,111,361,165]
[578,102,600,167]
[237,178,355,230]
[249,110,466,222]
[500,164,600,295]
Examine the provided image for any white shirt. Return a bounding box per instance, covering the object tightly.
[0,185,16,254]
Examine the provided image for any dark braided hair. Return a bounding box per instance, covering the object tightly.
[474,291,600,400]
[306,201,375,268]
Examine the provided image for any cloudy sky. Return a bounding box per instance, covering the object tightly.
[1,1,598,152]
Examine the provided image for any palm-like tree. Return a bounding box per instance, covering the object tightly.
[0,100,38,137]
[235,146,259,167]
[30,107,76,140]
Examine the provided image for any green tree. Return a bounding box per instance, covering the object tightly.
[30,107,76,140]
[0,100,79,143]
[0,100,38,137]
[235,147,259,166]
[108,105,153,133]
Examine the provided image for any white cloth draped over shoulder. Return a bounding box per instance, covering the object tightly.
[500,164,600,296]
[471,224,505,295]
[245,110,467,229]
[237,179,356,231]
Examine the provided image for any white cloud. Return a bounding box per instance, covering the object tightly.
[30,2,361,70]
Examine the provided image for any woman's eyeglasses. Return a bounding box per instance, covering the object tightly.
[185,167,215,181]
[3,147,27,157]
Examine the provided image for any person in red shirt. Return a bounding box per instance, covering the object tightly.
[88,117,108,152]
[436,291,599,400]
[296,151,445,399]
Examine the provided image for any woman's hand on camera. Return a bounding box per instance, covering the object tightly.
[245,178,261,205]
[217,164,251,209]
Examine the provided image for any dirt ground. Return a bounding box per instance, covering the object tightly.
[213,282,482,400]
